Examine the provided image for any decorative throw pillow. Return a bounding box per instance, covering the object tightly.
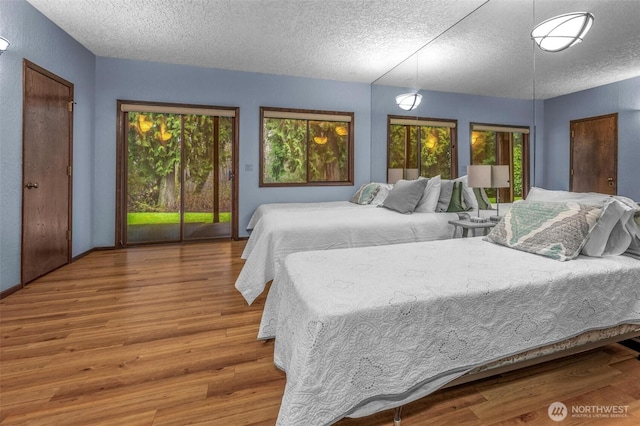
[380,179,429,214]
[473,187,492,210]
[454,175,478,210]
[414,175,442,213]
[437,181,469,212]
[350,183,380,205]
[370,183,393,206]
[485,200,603,261]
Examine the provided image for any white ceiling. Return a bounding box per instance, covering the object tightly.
[26,0,640,99]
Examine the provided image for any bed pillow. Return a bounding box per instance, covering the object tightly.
[380,178,429,214]
[370,183,393,206]
[485,200,603,261]
[452,176,477,210]
[581,196,639,257]
[473,187,493,210]
[350,183,380,205]
[414,175,442,213]
[437,181,469,212]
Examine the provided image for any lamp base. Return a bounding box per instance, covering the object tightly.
[489,215,502,223]
[470,216,488,223]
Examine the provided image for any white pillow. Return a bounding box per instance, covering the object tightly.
[526,187,610,205]
[582,196,640,257]
[414,175,442,213]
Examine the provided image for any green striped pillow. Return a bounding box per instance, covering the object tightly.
[486,200,602,261]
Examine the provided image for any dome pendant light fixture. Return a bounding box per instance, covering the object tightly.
[395,93,423,111]
[531,12,594,52]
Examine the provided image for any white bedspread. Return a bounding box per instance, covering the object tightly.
[246,201,366,230]
[236,206,459,304]
[268,238,640,425]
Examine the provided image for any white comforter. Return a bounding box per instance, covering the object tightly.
[246,201,366,230]
[268,238,640,425]
[236,206,460,304]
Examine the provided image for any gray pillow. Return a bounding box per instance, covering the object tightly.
[380,179,429,214]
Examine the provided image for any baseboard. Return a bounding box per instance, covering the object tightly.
[1,282,23,299]
[71,246,115,262]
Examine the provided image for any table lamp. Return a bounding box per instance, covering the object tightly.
[467,165,510,223]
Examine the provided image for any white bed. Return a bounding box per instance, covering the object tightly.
[237,174,517,304]
[236,205,464,304]
[267,237,640,425]
[246,201,367,231]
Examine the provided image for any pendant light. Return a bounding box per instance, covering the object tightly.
[395,93,423,111]
[531,12,594,52]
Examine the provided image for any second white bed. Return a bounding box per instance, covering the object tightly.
[236,205,461,304]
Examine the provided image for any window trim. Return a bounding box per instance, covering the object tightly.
[259,106,354,187]
[386,115,458,179]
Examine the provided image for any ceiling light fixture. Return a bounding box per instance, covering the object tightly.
[531,12,594,52]
[395,93,423,111]
[0,36,10,55]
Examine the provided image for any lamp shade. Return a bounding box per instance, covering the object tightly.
[467,165,492,188]
[467,164,510,188]
[491,165,510,188]
[395,93,422,111]
[405,168,419,180]
[531,12,594,52]
[387,168,403,184]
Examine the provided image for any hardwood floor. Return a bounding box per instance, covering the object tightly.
[1,240,639,425]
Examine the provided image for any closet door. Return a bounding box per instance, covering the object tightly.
[570,114,617,195]
[22,60,73,284]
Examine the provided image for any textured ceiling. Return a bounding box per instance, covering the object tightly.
[26,0,640,99]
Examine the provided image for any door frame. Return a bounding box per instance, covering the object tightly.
[569,113,618,194]
[21,59,74,285]
[115,100,239,246]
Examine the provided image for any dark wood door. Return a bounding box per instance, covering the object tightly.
[22,60,73,284]
[570,113,617,195]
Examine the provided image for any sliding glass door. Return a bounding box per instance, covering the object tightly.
[122,104,237,245]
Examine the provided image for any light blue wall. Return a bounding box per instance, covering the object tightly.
[371,85,538,183]
[542,76,640,200]
[0,0,95,292]
[1,0,637,294]
[94,57,372,244]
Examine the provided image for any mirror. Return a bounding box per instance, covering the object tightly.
[371,0,640,200]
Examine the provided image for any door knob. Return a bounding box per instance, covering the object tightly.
[25,182,39,189]
[607,177,614,187]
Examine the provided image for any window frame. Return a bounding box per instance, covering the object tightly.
[386,115,458,179]
[259,106,354,187]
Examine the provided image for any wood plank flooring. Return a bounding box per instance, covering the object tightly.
[1,241,639,425]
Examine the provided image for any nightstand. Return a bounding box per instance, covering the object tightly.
[448,219,496,238]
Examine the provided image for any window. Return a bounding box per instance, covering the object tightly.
[387,116,457,180]
[260,107,354,186]
[470,123,530,202]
